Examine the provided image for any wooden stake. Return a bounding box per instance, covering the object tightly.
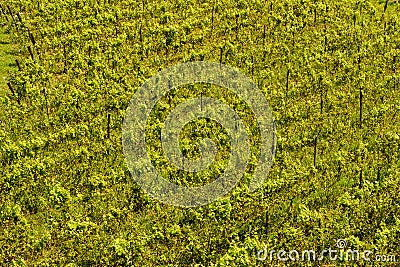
[286,69,290,95]
[263,25,266,44]
[63,44,67,73]
[381,0,390,21]
[313,135,318,169]
[16,13,22,24]
[7,82,20,105]
[235,14,239,40]
[28,46,34,60]
[210,4,215,37]
[219,47,223,65]
[7,5,15,24]
[107,113,111,139]
[29,32,36,46]
[7,82,15,96]
[314,8,317,24]
[394,56,397,90]
[201,91,203,112]
[139,24,143,43]
[251,55,254,77]
[320,91,323,114]
[15,59,21,71]
[314,130,320,169]
[43,88,49,118]
[359,88,363,128]
[271,121,276,156]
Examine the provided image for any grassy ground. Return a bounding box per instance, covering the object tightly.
[0,26,18,98]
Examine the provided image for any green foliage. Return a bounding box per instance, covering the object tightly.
[0,0,399,265]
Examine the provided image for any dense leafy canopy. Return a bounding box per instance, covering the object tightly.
[0,0,399,265]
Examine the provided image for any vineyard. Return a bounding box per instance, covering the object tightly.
[0,0,399,266]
